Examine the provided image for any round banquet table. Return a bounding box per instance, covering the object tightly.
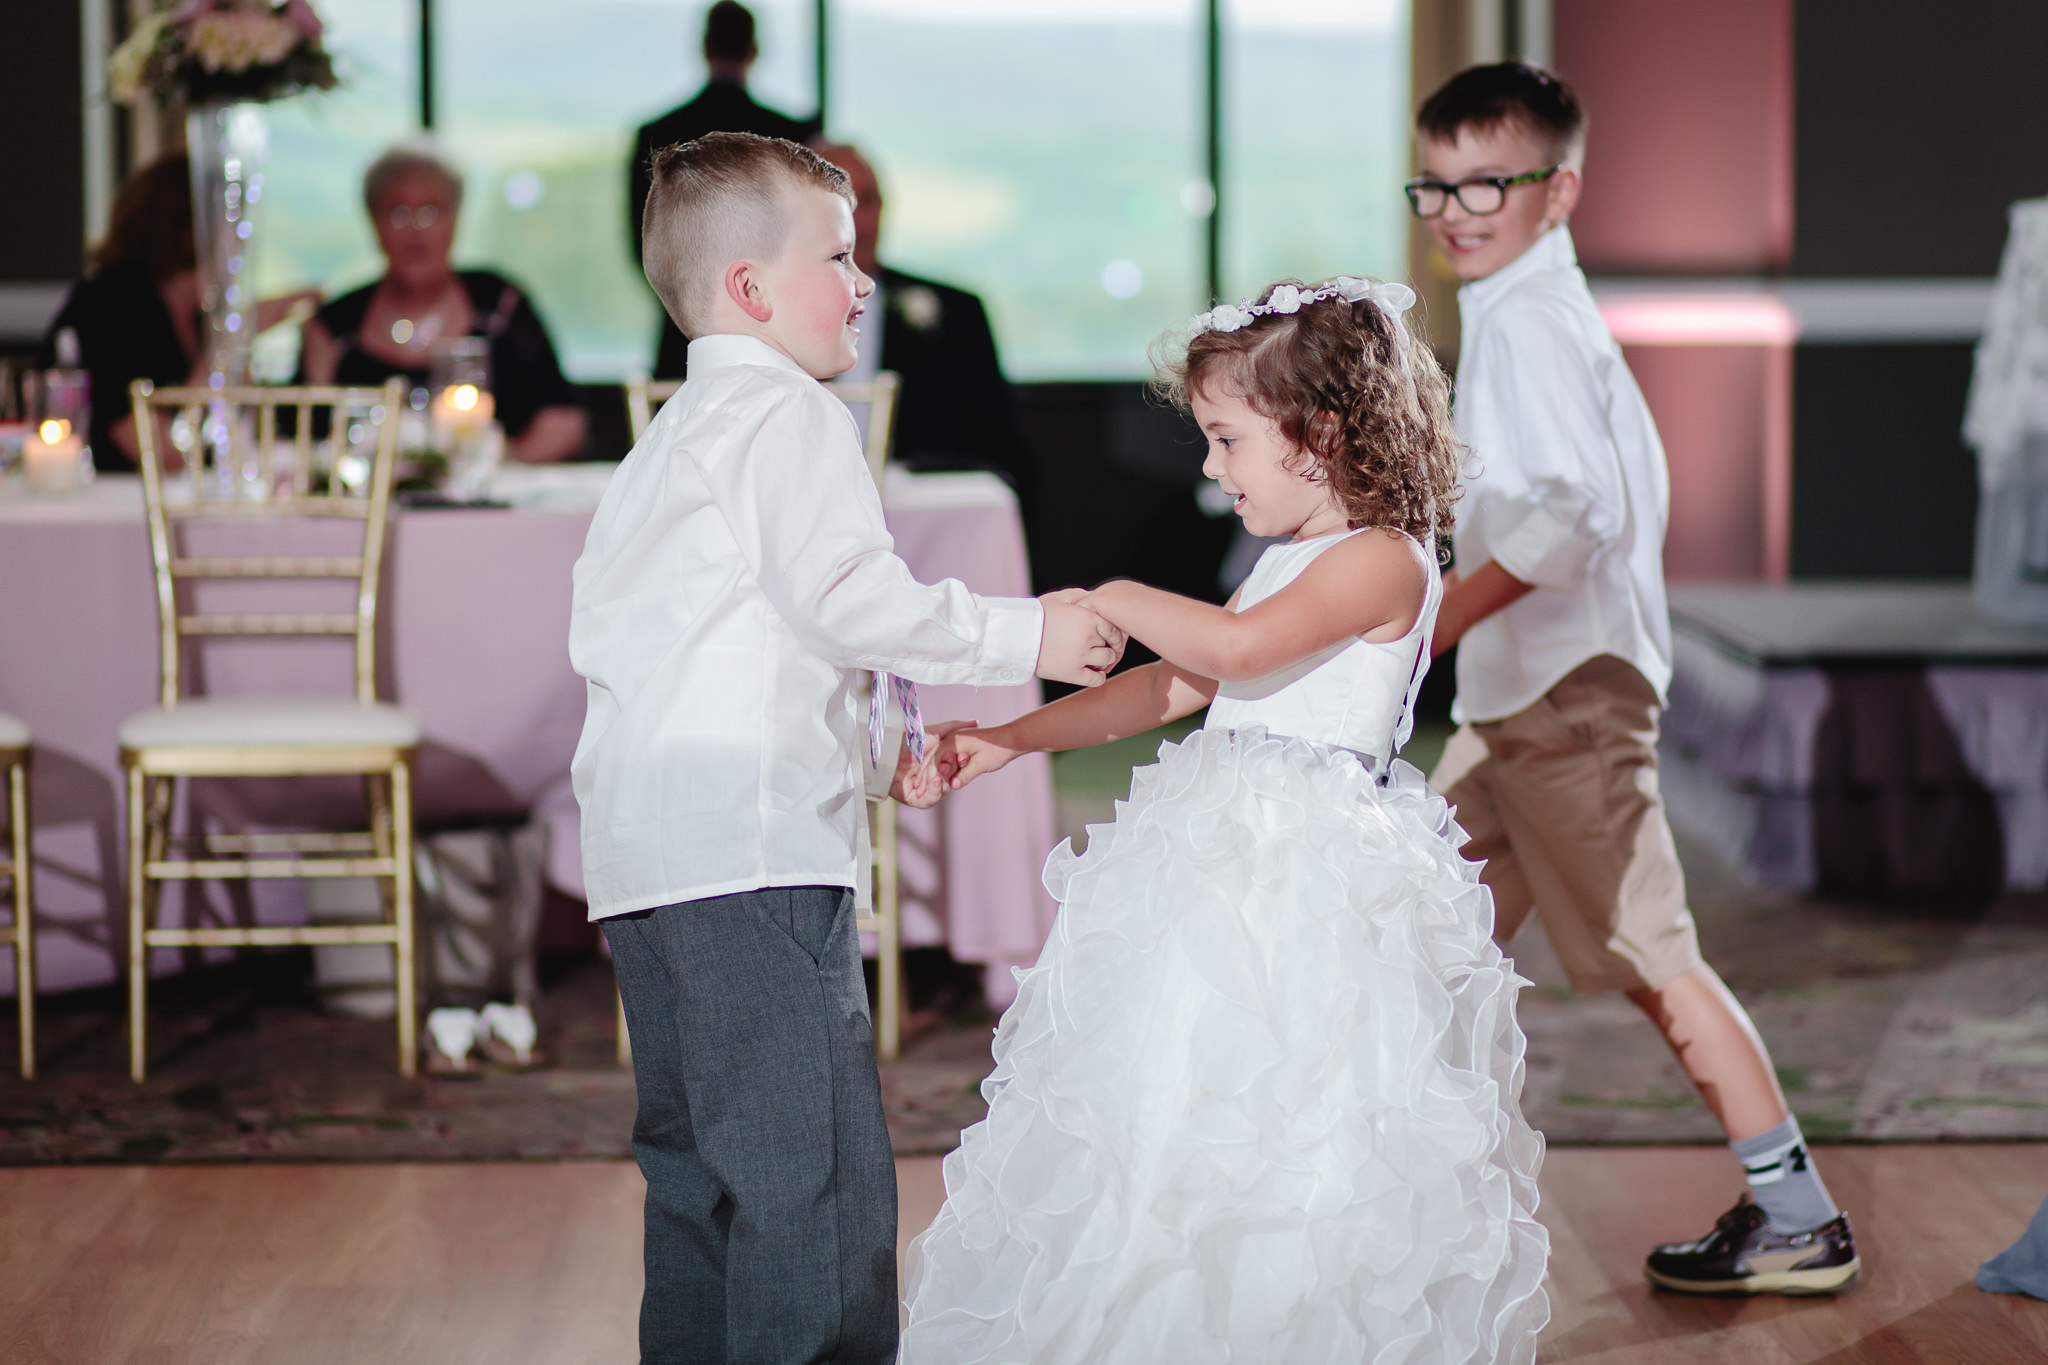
[0,465,1059,1006]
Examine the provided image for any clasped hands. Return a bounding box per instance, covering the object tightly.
[1036,586,1125,689]
[888,587,1123,809]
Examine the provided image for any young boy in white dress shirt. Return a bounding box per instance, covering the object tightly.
[571,132,1123,1365]
[1413,64,1861,1296]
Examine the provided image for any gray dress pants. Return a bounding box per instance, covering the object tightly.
[604,887,897,1365]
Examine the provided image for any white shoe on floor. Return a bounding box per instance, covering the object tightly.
[477,1001,539,1067]
[425,1007,480,1072]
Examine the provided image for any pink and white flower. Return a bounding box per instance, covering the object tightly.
[107,0,335,105]
[280,0,323,40]
[188,10,300,72]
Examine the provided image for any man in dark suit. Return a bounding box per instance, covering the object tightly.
[813,141,1035,502]
[630,1,819,376]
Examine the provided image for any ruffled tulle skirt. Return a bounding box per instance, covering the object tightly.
[900,725,1549,1364]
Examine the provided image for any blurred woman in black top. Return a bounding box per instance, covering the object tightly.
[37,155,315,470]
[299,145,587,463]
[39,156,195,471]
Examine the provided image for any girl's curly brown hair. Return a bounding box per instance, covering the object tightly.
[1152,279,1461,553]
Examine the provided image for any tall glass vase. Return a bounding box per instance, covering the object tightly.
[186,102,270,388]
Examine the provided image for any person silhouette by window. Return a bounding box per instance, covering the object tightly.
[629,1,820,377]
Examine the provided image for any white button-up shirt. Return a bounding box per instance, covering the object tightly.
[570,334,1043,919]
[1450,226,1673,723]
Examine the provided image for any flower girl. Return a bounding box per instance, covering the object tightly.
[902,278,1550,1363]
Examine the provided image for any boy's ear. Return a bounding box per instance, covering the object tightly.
[1544,167,1582,228]
[724,259,774,323]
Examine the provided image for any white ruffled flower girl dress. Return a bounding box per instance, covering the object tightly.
[901,530,1550,1364]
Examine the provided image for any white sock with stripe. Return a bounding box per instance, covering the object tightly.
[1732,1115,1839,1234]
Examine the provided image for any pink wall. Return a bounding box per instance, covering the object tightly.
[1556,0,1796,581]
[1624,342,1792,582]
[1554,0,1793,273]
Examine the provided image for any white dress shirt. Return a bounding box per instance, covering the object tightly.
[569,333,1043,919]
[1450,226,1674,723]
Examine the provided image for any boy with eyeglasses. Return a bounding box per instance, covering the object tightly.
[1411,62,1861,1297]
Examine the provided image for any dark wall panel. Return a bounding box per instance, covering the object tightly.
[1790,343,1977,579]
[1795,0,2048,277]
[0,0,86,280]
[1013,382,1230,608]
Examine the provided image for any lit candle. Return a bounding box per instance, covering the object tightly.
[23,419,86,494]
[430,383,496,446]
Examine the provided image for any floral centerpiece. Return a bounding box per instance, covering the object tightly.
[110,2,338,401]
[110,0,335,107]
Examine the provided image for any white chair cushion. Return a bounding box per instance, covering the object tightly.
[118,698,421,749]
[0,711,27,748]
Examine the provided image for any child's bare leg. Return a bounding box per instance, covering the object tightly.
[1630,963,1852,1281]
[1625,964,1787,1141]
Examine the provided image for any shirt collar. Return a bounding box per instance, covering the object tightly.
[1457,224,1579,314]
[685,332,811,379]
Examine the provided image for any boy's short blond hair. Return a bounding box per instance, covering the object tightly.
[641,131,852,338]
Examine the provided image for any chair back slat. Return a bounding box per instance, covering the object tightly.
[164,500,372,520]
[294,401,315,497]
[169,556,366,579]
[623,372,899,480]
[128,379,405,708]
[622,376,680,446]
[829,373,900,482]
[256,401,276,490]
[176,613,363,637]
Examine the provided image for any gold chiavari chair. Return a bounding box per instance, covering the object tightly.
[623,371,901,484]
[866,791,905,1062]
[614,370,908,1064]
[122,378,421,1081]
[0,714,35,1078]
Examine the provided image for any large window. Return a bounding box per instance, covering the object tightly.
[835,0,1201,379]
[257,0,415,306]
[1222,0,1407,304]
[440,0,815,378]
[254,1,1408,381]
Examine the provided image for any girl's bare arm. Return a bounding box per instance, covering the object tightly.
[937,659,1217,789]
[1082,529,1428,683]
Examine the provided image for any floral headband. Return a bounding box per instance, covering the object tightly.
[1189,277,1418,395]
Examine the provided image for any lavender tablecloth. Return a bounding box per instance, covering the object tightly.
[0,466,1058,1002]
[1661,582,2048,893]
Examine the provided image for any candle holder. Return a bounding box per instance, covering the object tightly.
[427,338,500,498]
[188,102,269,389]
[22,370,93,496]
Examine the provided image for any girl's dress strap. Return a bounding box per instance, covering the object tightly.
[1389,552,1443,756]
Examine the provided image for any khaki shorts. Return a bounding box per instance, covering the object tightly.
[1431,654,1704,994]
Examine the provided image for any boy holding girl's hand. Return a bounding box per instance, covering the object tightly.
[570,132,1122,1364]
[1414,64,1860,1297]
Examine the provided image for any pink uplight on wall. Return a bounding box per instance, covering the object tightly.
[1598,297,1799,348]
[1591,291,1795,584]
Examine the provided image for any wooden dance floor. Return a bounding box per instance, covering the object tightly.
[1,1146,2042,1362]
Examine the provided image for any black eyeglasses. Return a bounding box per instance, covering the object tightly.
[1404,166,1561,219]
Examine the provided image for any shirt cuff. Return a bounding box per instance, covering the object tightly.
[1489,502,1602,591]
[976,594,1043,684]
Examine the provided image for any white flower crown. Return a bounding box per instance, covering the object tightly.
[1188,276,1420,398]
[1189,277,1414,335]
